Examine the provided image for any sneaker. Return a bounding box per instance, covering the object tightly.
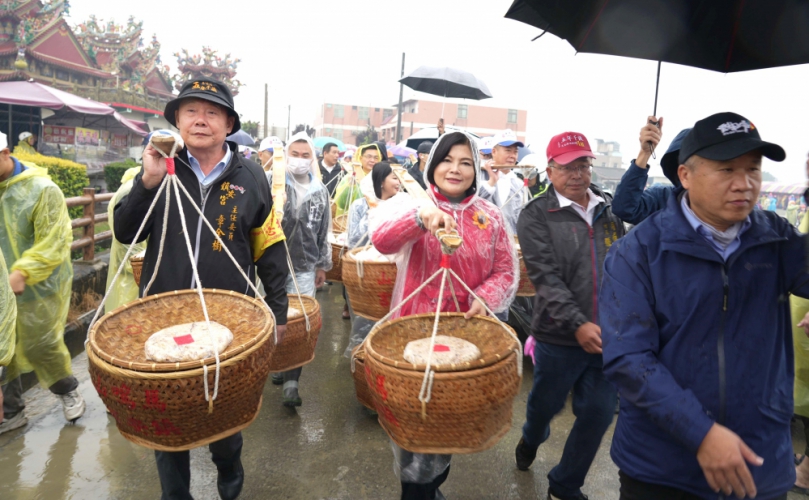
[548,489,588,500]
[0,412,28,435]
[515,437,538,471]
[57,390,86,422]
[282,383,302,407]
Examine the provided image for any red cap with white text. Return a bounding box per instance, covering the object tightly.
[546,132,596,165]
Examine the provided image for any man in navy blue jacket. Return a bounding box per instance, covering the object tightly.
[611,116,690,225]
[601,112,807,500]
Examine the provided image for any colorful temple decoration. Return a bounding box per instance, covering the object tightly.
[174,46,242,95]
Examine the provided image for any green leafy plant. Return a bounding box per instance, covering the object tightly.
[104,158,139,193]
[13,149,89,219]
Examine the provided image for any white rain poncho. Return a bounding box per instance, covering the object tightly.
[266,133,332,275]
[0,246,16,367]
[105,167,148,312]
[478,169,529,234]
[368,132,519,484]
[0,160,74,387]
[343,177,383,357]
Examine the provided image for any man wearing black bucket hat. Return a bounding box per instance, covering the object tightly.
[600,112,809,500]
[114,77,289,500]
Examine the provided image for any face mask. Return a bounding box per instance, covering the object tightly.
[288,157,312,176]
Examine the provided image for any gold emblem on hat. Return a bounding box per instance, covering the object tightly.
[191,81,218,93]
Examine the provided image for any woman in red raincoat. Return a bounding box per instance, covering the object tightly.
[370,131,518,500]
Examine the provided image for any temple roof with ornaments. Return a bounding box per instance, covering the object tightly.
[174,46,242,96]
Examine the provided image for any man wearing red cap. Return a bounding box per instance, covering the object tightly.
[514,132,625,500]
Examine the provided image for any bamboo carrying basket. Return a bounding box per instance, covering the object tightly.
[332,214,348,233]
[342,246,398,321]
[325,242,344,282]
[350,345,375,410]
[267,294,322,372]
[87,289,274,451]
[516,247,534,297]
[364,313,521,454]
[130,256,144,287]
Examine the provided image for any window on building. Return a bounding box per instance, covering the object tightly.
[457,104,468,119]
[56,69,69,81]
[332,128,343,138]
[507,109,518,124]
[359,106,369,120]
[326,103,332,108]
[375,107,380,112]
[352,105,357,110]
[334,105,344,118]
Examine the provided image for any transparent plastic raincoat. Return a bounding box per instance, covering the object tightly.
[0,247,16,367]
[369,132,518,484]
[479,170,529,234]
[793,211,809,417]
[334,143,385,216]
[344,176,381,356]
[0,160,74,387]
[105,167,148,312]
[266,133,332,275]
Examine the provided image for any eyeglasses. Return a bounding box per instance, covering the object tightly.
[362,154,379,161]
[551,164,592,175]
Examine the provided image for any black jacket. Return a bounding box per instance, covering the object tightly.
[318,159,342,197]
[516,184,624,346]
[114,142,289,324]
[405,162,427,190]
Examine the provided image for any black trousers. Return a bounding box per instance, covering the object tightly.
[401,465,450,500]
[155,432,243,500]
[619,470,787,500]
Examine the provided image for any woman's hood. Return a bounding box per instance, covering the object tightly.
[422,130,484,209]
[285,131,320,177]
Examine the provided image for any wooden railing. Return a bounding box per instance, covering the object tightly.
[66,187,114,261]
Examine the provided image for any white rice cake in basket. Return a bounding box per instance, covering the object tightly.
[145,321,233,363]
[353,246,392,263]
[403,335,481,367]
[288,307,302,319]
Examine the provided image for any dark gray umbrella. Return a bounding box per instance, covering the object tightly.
[226,129,256,146]
[399,66,493,100]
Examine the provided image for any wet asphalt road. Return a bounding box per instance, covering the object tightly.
[0,284,805,499]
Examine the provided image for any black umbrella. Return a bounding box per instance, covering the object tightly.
[505,0,809,114]
[400,66,493,100]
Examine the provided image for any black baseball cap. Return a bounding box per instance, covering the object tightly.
[417,141,434,155]
[678,112,784,165]
[164,78,241,133]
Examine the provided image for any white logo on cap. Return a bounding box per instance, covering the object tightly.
[717,120,753,136]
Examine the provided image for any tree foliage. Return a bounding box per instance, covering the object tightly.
[354,124,378,146]
[292,124,315,137]
[242,120,260,137]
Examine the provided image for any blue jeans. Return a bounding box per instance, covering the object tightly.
[522,341,617,498]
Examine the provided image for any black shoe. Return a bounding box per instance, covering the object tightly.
[515,437,538,471]
[548,488,588,500]
[271,373,283,385]
[283,387,302,407]
[217,458,244,500]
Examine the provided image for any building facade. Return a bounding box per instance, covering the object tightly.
[380,99,527,144]
[312,103,394,146]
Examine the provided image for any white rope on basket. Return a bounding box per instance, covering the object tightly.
[282,238,311,333]
[359,229,523,420]
[88,140,281,414]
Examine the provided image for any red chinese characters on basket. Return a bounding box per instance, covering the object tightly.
[112,383,137,410]
[151,419,182,436]
[144,389,167,412]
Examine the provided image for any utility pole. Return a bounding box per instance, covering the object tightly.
[263,83,268,138]
[395,52,405,144]
[287,104,291,141]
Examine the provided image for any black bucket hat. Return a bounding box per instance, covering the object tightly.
[164,78,241,133]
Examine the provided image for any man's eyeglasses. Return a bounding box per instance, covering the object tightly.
[362,154,379,161]
[551,164,592,175]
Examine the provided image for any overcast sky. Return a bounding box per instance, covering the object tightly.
[69,0,809,183]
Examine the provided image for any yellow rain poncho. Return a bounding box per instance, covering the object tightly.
[334,143,384,216]
[0,161,74,387]
[793,211,809,417]
[0,246,16,366]
[105,167,147,312]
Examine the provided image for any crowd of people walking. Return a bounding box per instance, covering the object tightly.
[1,75,808,500]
